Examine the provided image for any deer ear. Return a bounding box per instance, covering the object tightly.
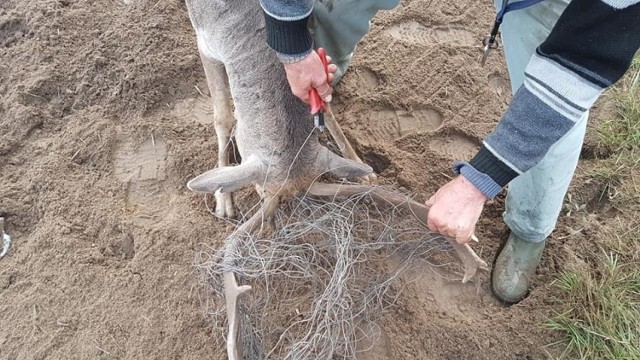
[187,155,264,193]
[317,147,373,179]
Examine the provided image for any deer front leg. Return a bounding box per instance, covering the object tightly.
[200,53,236,218]
[325,105,376,182]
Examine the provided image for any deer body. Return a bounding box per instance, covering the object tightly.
[185,0,370,203]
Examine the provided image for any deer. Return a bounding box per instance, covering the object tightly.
[184,0,488,359]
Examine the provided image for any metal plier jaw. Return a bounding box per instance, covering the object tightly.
[481,33,500,67]
[309,48,330,132]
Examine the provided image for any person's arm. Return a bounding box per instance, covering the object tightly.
[428,0,640,243]
[260,0,314,62]
[459,0,640,199]
[260,0,336,103]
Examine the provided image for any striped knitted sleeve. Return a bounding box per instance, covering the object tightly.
[457,0,640,199]
[259,0,314,63]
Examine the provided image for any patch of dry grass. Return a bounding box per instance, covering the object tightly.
[548,56,640,359]
[548,231,640,359]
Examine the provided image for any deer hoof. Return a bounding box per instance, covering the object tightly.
[364,173,378,183]
[215,190,236,218]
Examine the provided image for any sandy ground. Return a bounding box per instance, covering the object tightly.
[0,0,611,358]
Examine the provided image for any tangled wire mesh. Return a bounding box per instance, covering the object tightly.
[195,186,463,359]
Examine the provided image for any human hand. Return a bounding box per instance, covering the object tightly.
[283,49,338,104]
[426,175,488,244]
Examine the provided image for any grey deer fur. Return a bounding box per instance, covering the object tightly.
[184,0,487,359]
[185,0,372,206]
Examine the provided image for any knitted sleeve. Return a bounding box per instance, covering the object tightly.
[458,0,640,199]
[259,0,314,63]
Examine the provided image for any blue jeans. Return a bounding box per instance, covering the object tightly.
[497,0,587,243]
[312,0,586,243]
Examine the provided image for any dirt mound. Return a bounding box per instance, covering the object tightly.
[0,0,577,359]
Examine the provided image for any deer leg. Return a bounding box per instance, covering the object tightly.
[200,52,236,218]
[325,105,376,181]
[307,183,488,282]
[450,242,487,283]
[221,194,280,360]
[0,218,11,258]
[223,272,251,360]
[238,193,280,235]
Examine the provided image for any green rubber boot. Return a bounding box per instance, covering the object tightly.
[492,233,546,304]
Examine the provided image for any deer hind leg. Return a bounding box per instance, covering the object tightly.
[200,53,236,218]
[325,105,377,181]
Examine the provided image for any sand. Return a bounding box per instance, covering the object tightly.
[0,0,595,358]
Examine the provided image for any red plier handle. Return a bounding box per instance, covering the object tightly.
[309,48,329,115]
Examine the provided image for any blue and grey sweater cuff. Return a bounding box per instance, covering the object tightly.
[453,161,505,200]
[468,146,519,187]
[262,12,313,62]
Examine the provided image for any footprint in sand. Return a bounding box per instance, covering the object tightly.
[356,68,379,90]
[428,131,479,160]
[488,72,511,97]
[361,107,444,144]
[355,259,490,360]
[355,323,393,360]
[385,21,476,47]
[408,263,487,318]
[170,96,213,125]
[114,136,172,226]
[0,18,31,48]
[337,67,380,101]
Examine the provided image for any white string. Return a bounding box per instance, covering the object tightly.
[195,186,458,359]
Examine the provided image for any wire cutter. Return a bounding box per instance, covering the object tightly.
[309,48,330,132]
